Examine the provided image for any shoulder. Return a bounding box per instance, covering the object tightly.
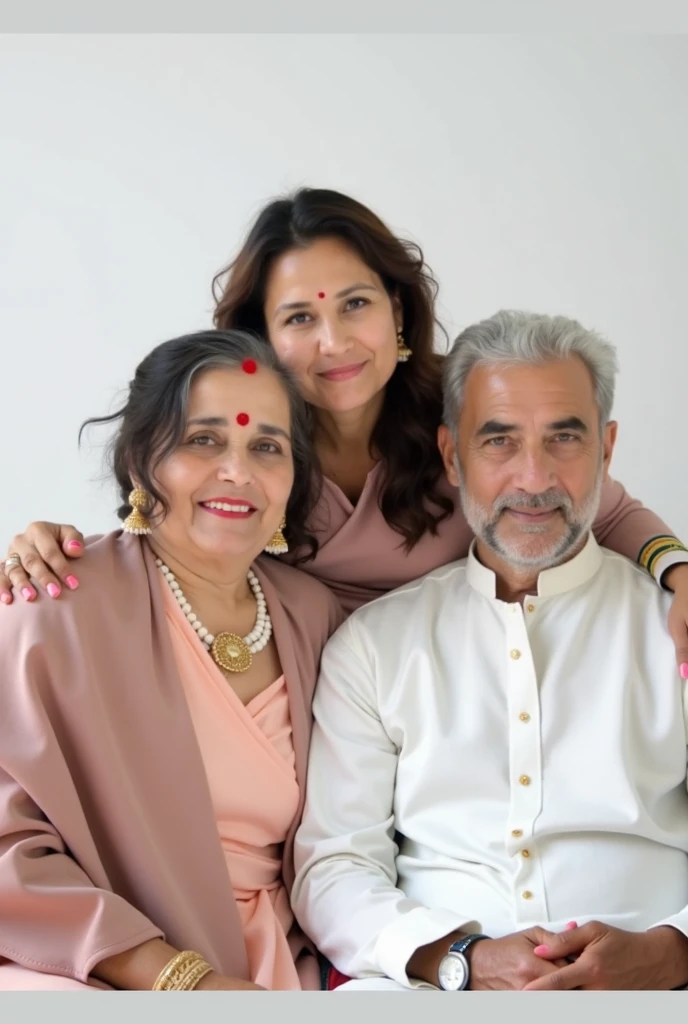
[597,547,672,614]
[598,546,666,592]
[0,531,141,635]
[338,558,469,643]
[254,555,344,634]
[0,532,150,706]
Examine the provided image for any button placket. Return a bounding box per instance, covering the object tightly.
[505,605,544,921]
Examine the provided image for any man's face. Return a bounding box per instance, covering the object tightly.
[438,357,617,571]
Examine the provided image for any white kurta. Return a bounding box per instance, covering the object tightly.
[292,535,688,987]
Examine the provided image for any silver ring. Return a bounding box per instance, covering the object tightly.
[3,554,23,573]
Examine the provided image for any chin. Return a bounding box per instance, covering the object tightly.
[194,533,262,562]
[317,384,383,415]
[496,529,566,566]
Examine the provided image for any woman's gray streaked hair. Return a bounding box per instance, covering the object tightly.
[442,310,619,436]
[79,328,320,560]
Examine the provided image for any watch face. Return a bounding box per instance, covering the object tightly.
[438,952,468,991]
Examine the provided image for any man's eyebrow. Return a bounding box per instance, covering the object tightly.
[475,416,589,437]
[475,419,518,437]
[548,416,588,432]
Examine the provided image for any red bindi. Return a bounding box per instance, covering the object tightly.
[318,291,325,299]
[236,413,250,426]
[241,359,257,374]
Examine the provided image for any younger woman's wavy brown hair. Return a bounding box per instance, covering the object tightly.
[212,187,453,550]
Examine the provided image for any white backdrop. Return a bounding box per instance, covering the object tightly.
[1,34,686,543]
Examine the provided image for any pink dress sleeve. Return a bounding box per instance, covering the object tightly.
[592,476,687,583]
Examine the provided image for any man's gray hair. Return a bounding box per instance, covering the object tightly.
[443,310,619,434]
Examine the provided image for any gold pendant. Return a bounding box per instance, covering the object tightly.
[210,632,253,673]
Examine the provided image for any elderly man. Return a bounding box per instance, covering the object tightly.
[291,310,688,992]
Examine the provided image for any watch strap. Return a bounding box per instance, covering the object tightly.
[449,933,490,957]
[447,933,490,989]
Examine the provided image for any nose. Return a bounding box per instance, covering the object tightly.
[512,443,557,494]
[318,316,351,355]
[215,445,253,487]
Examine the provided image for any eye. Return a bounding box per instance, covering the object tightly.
[187,434,217,446]
[253,440,283,454]
[485,436,508,447]
[344,296,369,311]
[284,311,313,326]
[552,433,579,443]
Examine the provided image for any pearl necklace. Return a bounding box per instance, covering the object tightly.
[155,558,272,674]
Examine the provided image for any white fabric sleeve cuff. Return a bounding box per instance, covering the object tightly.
[655,549,688,588]
[650,911,688,942]
[374,906,481,989]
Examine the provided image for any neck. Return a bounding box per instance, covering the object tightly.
[147,539,253,611]
[474,535,588,603]
[314,390,385,458]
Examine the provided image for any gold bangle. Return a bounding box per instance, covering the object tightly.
[152,951,211,991]
[177,960,214,991]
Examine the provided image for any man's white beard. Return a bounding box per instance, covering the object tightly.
[456,459,604,571]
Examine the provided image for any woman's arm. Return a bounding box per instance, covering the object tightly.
[593,476,688,585]
[92,939,262,990]
[593,477,688,676]
[0,768,261,990]
[0,766,164,982]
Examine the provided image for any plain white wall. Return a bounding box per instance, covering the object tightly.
[1,34,686,544]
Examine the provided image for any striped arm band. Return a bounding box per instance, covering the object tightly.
[638,535,688,579]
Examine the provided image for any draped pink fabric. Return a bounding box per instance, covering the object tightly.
[162,579,309,990]
[0,532,341,991]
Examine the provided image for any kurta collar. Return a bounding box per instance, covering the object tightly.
[466,531,603,600]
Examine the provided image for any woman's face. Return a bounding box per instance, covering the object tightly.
[263,236,402,416]
[151,365,294,568]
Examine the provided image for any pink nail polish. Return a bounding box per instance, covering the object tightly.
[680,663,688,680]
[565,921,578,930]
[47,583,61,598]
[67,541,82,551]
[22,587,35,600]
[0,591,11,605]
[533,945,549,955]
[65,575,79,590]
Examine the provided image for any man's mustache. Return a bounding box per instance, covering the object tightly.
[492,490,573,515]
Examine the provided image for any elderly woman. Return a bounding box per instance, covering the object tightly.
[2,189,688,669]
[0,329,342,991]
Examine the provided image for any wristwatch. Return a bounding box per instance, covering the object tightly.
[437,933,490,991]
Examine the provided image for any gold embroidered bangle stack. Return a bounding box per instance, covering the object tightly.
[152,950,214,991]
[638,535,688,580]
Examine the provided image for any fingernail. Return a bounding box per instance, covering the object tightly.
[65,575,79,590]
[0,591,11,605]
[565,921,578,930]
[67,541,82,551]
[47,583,61,598]
[680,663,688,680]
[22,586,36,601]
[533,945,549,955]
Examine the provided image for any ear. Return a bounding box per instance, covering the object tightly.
[391,293,403,333]
[601,421,617,478]
[437,424,460,486]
